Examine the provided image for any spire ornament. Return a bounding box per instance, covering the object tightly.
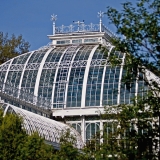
[51,14,57,35]
[98,11,104,32]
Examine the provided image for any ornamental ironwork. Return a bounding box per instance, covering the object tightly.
[72,60,87,67]
[90,59,106,66]
[0,64,9,71]
[43,62,58,69]
[10,64,24,71]
[26,63,40,70]
[55,23,115,37]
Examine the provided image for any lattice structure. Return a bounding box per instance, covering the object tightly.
[2,104,84,149]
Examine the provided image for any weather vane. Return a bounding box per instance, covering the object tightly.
[51,14,57,35]
[98,11,104,32]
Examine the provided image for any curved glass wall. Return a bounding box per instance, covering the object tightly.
[38,47,65,98]
[12,53,30,64]
[103,66,120,106]
[86,66,103,106]
[67,45,95,108]
[21,49,47,93]
[67,67,85,107]
[7,71,22,87]
[0,71,6,82]
[53,46,80,108]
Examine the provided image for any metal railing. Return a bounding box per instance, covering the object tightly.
[55,23,116,37]
[0,81,52,110]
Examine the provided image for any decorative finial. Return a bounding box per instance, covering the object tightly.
[98,11,104,19]
[73,20,85,32]
[98,11,104,32]
[51,14,57,22]
[51,14,57,35]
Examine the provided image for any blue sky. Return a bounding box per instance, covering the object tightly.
[0,0,134,51]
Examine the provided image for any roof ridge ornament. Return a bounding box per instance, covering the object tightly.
[73,20,85,32]
[98,11,104,32]
[51,14,57,35]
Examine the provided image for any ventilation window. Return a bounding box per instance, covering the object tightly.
[84,38,98,43]
[72,39,82,44]
[56,40,70,44]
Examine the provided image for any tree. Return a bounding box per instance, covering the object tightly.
[0,32,30,64]
[19,133,54,160]
[53,129,90,160]
[0,110,27,160]
[0,110,54,160]
[95,0,160,159]
[106,0,160,77]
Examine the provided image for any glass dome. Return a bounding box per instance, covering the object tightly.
[0,44,148,109]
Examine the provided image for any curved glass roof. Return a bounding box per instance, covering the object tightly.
[2,103,84,149]
[0,44,148,109]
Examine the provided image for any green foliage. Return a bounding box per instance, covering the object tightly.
[53,129,89,160]
[83,94,159,159]
[0,110,26,160]
[0,32,30,64]
[0,110,54,160]
[18,133,54,160]
[104,97,159,159]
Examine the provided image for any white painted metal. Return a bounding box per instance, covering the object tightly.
[98,11,104,32]
[100,120,103,144]
[51,47,68,108]
[145,69,160,86]
[3,59,14,84]
[55,46,79,108]
[73,21,84,32]
[117,53,126,104]
[2,59,14,92]
[34,48,53,96]
[81,45,98,108]
[81,115,85,142]
[51,14,57,35]
[52,107,105,117]
[100,45,114,107]
[53,23,115,37]
[135,70,139,99]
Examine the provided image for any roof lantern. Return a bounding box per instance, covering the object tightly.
[48,11,116,46]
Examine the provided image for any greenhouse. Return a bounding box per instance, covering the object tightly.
[0,13,157,143]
